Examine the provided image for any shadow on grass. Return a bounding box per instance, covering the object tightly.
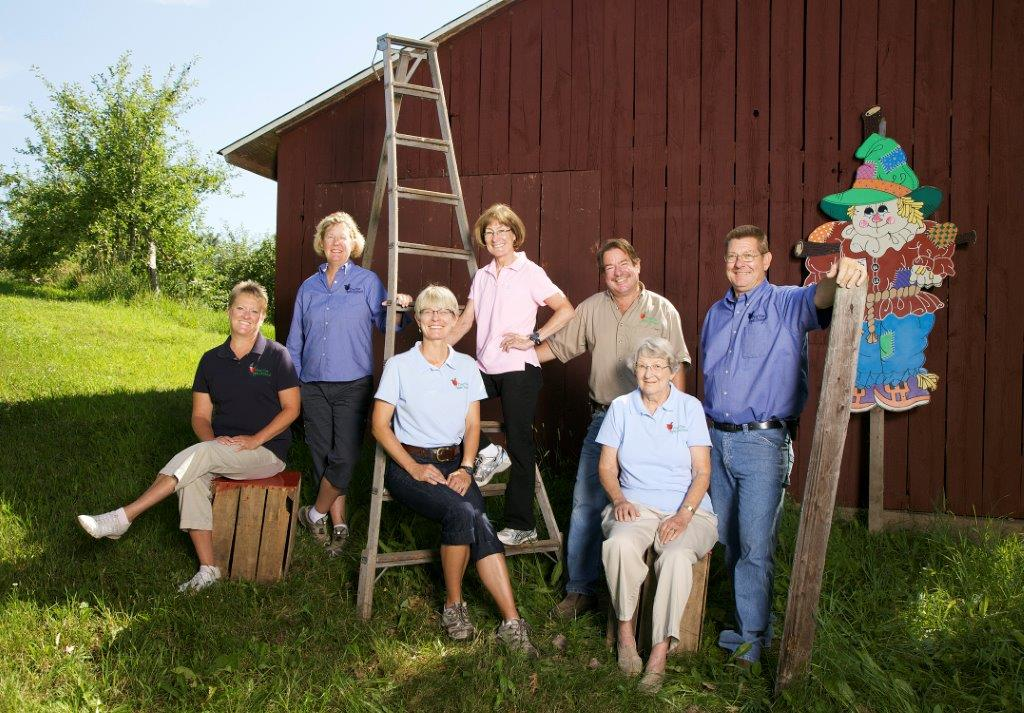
[2,389,1023,710]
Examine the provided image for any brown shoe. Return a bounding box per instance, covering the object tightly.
[550,592,597,619]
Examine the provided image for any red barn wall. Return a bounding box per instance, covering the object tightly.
[273,0,1024,518]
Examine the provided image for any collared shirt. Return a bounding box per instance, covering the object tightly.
[546,286,690,405]
[375,343,488,448]
[192,333,301,461]
[700,280,828,424]
[286,261,389,382]
[596,385,713,513]
[467,252,561,374]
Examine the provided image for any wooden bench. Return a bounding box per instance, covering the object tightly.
[606,550,712,655]
[211,471,301,583]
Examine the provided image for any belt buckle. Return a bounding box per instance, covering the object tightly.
[433,446,456,462]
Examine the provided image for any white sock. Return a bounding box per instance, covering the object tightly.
[479,444,499,458]
[307,505,326,523]
[200,564,221,576]
[114,507,130,526]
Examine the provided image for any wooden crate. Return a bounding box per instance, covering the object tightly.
[211,471,301,583]
[606,550,712,655]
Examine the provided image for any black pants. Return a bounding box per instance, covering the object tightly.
[478,364,542,530]
[300,377,373,492]
[384,452,504,563]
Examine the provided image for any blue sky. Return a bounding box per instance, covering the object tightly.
[0,0,483,239]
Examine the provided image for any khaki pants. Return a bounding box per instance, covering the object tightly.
[602,503,718,649]
[162,441,285,531]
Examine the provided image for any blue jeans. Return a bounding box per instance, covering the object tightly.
[709,426,793,662]
[384,453,504,563]
[565,410,609,596]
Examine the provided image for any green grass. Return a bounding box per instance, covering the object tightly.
[1,279,1023,712]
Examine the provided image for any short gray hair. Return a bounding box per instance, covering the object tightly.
[628,336,680,374]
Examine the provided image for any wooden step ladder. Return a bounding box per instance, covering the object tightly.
[356,34,563,620]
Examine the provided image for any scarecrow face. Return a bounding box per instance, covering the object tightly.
[849,198,910,239]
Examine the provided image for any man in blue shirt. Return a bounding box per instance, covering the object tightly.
[701,224,865,664]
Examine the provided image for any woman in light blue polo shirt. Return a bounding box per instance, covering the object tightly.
[597,336,718,694]
[371,285,538,656]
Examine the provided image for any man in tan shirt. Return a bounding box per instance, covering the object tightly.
[538,239,691,618]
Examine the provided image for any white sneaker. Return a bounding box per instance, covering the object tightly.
[497,527,538,546]
[474,445,511,486]
[177,565,221,593]
[77,509,130,540]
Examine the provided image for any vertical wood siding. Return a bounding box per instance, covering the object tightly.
[272,0,1023,517]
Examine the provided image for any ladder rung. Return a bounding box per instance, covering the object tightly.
[395,186,459,205]
[396,241,473,260]
[392,82,441,100]
[371,539,561,569]
[394,133,451,152]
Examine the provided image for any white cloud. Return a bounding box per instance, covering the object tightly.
[0,105,15,122]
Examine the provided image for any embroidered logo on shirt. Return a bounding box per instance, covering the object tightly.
[666,422,674,431]
[640,314,661,326]
[451,378,469,390]
[249,366,271,377]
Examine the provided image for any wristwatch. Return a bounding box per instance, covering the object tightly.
[528,331,542,346]
[460,464,477,477]
[683,504,696,515]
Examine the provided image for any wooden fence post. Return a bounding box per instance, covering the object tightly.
[775,281,867,693]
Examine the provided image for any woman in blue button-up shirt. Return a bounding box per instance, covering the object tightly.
[286,211,410,556]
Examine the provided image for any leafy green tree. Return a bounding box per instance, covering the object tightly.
[0,53,228,293]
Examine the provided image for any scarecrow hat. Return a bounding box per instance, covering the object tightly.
[820,133,943,221]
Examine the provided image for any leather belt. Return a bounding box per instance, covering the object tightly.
[402,443,460,462]
[590,399,608,413]
[710,419,794,433]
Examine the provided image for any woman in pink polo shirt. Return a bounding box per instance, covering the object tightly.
[448,204,575,546]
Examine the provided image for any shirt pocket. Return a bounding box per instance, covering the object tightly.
[740,315,771,358]
[337,290,371,321]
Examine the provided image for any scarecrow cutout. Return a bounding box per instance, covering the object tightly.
[801,112,972,413]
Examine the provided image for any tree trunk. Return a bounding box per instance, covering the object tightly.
[147,240,160,294]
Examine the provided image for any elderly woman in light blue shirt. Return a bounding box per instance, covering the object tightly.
[371,284,538,656]
[598,336,718,694]
[286,211,411,556]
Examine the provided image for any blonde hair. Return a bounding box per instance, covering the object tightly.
[313,212,366,258]
[228,280,268,313]
[473,204,526,249]
[414,284,460,316]
[897,196,925,225]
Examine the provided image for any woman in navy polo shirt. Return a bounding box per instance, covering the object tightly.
[598,336,718,694]
[77,281,301,593]
[371,285,538,655]
[287,211,411,556]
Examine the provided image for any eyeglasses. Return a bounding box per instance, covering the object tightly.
[635,362,670,374]
[418,308,456,319]
[231,305,262,317]
[483,227,513,240]
[724,252,762,264]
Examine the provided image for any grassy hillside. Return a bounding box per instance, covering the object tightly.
[1,281,1022,712]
